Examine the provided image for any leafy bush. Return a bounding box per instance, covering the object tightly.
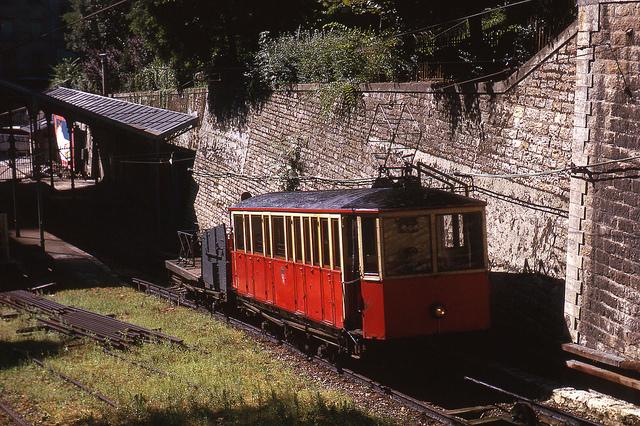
[121,60,178,92]
[254,25,407,114]
[51,57,94,91]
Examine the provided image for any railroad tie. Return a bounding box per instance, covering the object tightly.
[0,290,183,349]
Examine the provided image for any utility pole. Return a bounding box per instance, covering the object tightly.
[30,109,45,249]
[8,109,20,237]
[99,53,107,96]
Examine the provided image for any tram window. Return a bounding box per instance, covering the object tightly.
[331,218,341,270]
[343,217,357,273]
[272,216,286,258]
[303,217,312,265]
[361,217,379,275]
[286,217,293,261]
[436,212,485,272]
[293,217,302,262]
[321,218,331,268]
[312,217,320,265]
[244,215,251,251]
[251,215,264,254]
[383,216,432,276]
[234,214,245,251]
[263,218,271,257]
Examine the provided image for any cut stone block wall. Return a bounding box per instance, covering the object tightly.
[567,0,640,360]
[186,28,576,280]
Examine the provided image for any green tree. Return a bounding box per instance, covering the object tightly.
[51,57,90,90]
[54,0,164,92]
[128,0,321,86]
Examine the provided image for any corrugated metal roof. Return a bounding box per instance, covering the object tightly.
[230,187,485,213]
[44,87,198,141]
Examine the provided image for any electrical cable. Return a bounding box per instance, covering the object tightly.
[433,68,514,90]
[118,156,195,165]
[2,0,132,54]
[578,154,640,169]
[456,167,571,179]
[456,154,640,180]
[393,0,537,38]
[189,169,377,186]
[426,19,469,43]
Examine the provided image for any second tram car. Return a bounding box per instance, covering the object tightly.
[192,183,491,356]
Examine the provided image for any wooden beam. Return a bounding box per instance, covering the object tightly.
[566,359,640,391]
[562,343,640,372]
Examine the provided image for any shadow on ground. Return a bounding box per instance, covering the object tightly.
[77,396,379,426]
[0,338,64,371]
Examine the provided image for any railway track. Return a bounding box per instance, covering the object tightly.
[132,278,600,426]
[0,398,31,426]
[0,289,184,349]
[27,354,117,408]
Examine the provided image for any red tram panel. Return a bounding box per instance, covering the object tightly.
[361,272,490,339]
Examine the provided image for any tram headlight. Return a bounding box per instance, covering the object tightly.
[431,303,447,319]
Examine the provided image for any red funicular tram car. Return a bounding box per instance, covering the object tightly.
[220,183,490,356]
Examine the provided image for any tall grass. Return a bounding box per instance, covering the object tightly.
[0,287,385,425]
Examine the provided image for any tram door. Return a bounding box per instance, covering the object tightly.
[202,224,230,292]
[342,217,362,330]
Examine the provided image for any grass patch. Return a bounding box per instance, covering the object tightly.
[0,287,384,425]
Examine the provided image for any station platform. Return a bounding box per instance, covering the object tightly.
[165,257,201,287]
[3,228,120,290]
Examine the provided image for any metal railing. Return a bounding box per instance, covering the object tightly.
[0,150,78,182]
[176,230,199,267]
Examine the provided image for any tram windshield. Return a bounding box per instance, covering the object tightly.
[383,215,432,276]
[382,211,485,277]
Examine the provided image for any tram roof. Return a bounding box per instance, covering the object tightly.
[229,187,485,213]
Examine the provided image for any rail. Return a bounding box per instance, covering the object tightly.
[0,290,184,349]
[131,278,598,426]
[464,377,599,426]
[0,397,31,426]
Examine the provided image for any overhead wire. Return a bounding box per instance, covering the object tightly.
[455,154,640,180]
[393,0,538,38]
[2,0,132,53]
[390,1,542,89]
[118,156,195,165]
[189,169,377,187]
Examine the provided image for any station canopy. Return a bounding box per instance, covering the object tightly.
[0,80,198,142]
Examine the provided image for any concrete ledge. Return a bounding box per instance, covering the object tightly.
[551,388,640,425]
[578,0,640,4]
[277,82,441,93]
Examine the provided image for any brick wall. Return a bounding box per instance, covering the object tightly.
[567,0,640,360]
